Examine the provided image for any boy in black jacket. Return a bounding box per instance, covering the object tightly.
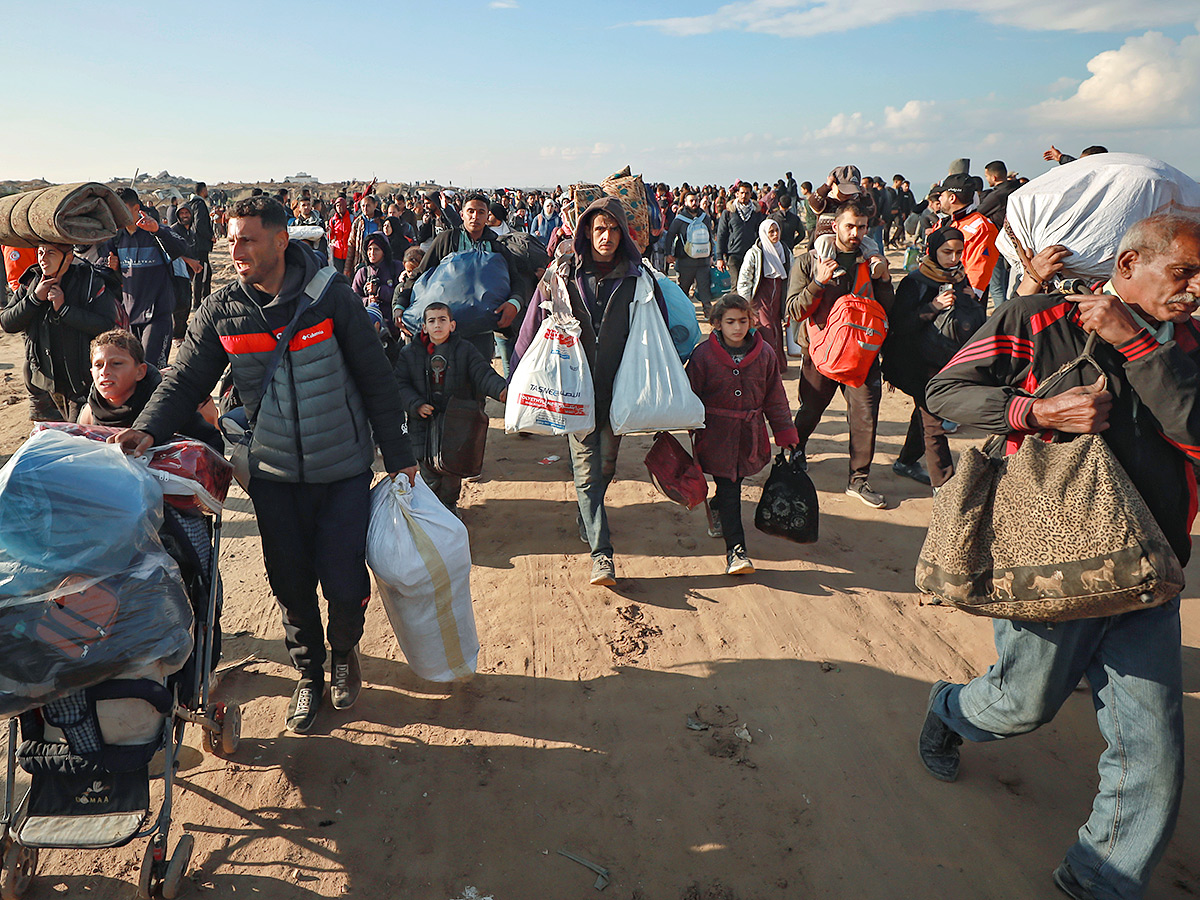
[394,302,507,509]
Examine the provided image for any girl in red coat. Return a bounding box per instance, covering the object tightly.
[687,294,798,575]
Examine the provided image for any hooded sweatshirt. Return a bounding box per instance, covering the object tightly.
[351,232,406,302]
[512,196,668,428]
[104,223,188,324]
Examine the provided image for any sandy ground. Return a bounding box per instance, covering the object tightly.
[0,245,1198,899]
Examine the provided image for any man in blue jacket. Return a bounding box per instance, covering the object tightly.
[106,188,188,367]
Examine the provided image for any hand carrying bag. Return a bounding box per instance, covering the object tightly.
[426,398,489,479]
[644,431,708,509]
[915,333,1184,622]
[754,449,819,544]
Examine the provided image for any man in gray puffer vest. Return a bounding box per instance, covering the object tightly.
[112,196,417,735]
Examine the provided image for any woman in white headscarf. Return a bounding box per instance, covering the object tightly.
[736,218,792,364]
[531,199,561,247]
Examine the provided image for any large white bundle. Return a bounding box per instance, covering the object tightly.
[367,475,478,682]
[997,153,1200,282]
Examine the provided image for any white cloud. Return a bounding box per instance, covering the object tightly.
[884,100,937,131]
[634,0,1197,38]
[1030,28,1200,127]
[489,0,519,8]
[811,98,940,143]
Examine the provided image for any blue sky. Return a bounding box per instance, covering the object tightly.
[2,1,1197,191]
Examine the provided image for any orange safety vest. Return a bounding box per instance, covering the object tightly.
[940,210,999,295]
[3,246,37,293]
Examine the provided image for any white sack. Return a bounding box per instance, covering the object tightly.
[505,301,595,436]
[367,475,478,682]
[998,153,1200,282]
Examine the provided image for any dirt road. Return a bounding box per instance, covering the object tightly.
[0,246,1196,899]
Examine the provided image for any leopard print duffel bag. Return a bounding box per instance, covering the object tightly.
[916,331,1183,622]
[916,432,1183,621]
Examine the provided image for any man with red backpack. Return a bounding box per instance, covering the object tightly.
[786,198,894,508]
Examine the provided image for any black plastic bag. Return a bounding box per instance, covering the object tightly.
[755,450,819,544]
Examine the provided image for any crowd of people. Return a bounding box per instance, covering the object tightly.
[2,141,1198,899]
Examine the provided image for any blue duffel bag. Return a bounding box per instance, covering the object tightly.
[403,248,512,338]
[710,265,731,298]
[654,272,701,361]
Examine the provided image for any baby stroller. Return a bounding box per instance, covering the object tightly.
[0,430,240,900]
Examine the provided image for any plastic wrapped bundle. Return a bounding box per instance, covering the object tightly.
[32,423,233,515]
[997,153,1200,282]
[0,431,194,716]
[0,430,165,600]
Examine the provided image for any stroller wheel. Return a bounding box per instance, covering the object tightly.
[137,838,160,900]
[161,833,194,900]
[201,703,225,755]
[1,842,37,900]
[202,703,240,757]
[220,703,241,756]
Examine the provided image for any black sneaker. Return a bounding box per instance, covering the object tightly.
[330,646,362,711]
[918,680,962,782]
[725,544,755,575]
[795,450,808,472]
[846,479,886,509]
[1052,863,1099,900]
[286,672,323,734]
[892,459,931,486]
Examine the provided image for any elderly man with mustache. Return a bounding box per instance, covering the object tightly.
[920,213,1200,900]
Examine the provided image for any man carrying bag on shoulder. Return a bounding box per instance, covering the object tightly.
[111,197,417,736]
[918,215,1200,900]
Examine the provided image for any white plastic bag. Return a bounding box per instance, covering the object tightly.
[366,474,478,682]
[505,274,595,436]
[609,271,706,435]
[998,153,1200,281]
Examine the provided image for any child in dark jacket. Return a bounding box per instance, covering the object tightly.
[686,293,798,575]
[394,302,508,509]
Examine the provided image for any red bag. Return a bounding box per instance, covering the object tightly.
[148,441,233,513]
[644,432,708,510]
[807,262,888,388]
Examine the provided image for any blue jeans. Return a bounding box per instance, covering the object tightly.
[494,332,512,379]
[869,225,885,252]
[931,598,1183,900]
[989,256,1011,307]
[567,424,622,560]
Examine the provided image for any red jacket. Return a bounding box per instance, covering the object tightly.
[327,211,353,258]
[686,331,798,480]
